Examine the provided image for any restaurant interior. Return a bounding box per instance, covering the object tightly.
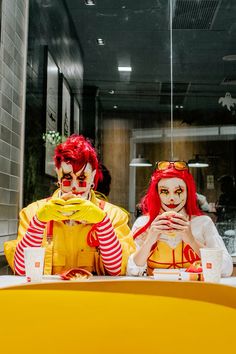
[24,0,236,262]
[0,0,235,263]
[0,0,235,270]
[0,1,236,351]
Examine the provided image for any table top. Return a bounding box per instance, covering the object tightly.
[1,277,235,354]
[1,274,236,289]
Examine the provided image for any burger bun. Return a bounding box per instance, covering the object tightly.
[161,211,179,219]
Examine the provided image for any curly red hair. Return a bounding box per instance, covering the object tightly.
[54,134,99,187]
[134,165,203,239]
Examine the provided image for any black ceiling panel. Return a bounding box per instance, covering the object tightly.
[63,0,236,113]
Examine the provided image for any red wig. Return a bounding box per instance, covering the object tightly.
[54,134,99,187]
[134,165,203,239]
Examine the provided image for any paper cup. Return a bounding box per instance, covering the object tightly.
[24,247,45,282]
[200,248,223,283]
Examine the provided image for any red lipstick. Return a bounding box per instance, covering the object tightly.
[166,204,179,209]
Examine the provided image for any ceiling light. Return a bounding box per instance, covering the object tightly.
[97,38,105,46]
[113,105,118,109]
[222,55,236,61]
[188,161,209,168]
[109,90,115,94]
[85,0,95,6]
[118,66,132,72]
[129,155,152,167]
[188,155,209,168]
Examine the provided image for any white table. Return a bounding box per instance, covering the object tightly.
[1,275,236,289]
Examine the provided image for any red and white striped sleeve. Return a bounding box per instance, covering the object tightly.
[14,215,46,275]
[96,215,122,276]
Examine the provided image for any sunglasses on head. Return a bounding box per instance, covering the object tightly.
[156,161,189,171]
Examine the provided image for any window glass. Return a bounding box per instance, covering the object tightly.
[97,1,236,254]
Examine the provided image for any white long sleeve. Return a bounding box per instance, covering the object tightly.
[190,215,233,277]
[127,215,233,277]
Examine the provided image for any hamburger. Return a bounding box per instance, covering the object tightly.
[161,211,180,236]
[161,211,178,219]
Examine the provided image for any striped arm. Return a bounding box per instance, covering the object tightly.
[96,215,122,276]
[14,216,46,275]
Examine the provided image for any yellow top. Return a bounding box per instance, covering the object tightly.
[4,190,136,275]
[147,241,200,275]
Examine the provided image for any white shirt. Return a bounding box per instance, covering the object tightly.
[127,215,233,277]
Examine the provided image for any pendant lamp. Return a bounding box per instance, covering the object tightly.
[129,154,152,167]
[188,154,209,168]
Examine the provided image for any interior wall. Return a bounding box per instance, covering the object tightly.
[24,0,83,206]
[0,0,28,251]
[101,117,133,211]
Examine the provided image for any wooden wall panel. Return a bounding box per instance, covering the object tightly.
[101,118,132,210]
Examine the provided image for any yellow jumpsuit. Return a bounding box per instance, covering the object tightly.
[4,190,136,275]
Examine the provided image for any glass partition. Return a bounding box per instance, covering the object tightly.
[99,1,236,254]
[171,0,236,253]
[24,0,236,255]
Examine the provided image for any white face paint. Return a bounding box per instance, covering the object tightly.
[157,177,187,213]
[57,162,96,199]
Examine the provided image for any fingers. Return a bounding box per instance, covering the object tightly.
[60,192,76,201]
[169,217,189,230]
[169,223,189,231]
[151,225,173,232]
[61,204,82,212]
[155,212,188,228]
[46,204,66,213]
[151,219,173,231]
[68,210,86,221]
[64,198,86,205]
[50,198,66,206]
[153,214,169,222]
[45,201,75,219]
[51,195,86,206]
[48,210,70,221]
[172,213,188,221]
[151,214,189,233]
[48,200,88,218]
[170,216,187,226]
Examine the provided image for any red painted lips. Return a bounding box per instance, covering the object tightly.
[165,204,179,209]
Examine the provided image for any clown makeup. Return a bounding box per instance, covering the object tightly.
[57,162,96,199]
[157,177,187,213]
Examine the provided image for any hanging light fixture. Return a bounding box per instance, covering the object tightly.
[129,154,152,167]
[188,154,209,168]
